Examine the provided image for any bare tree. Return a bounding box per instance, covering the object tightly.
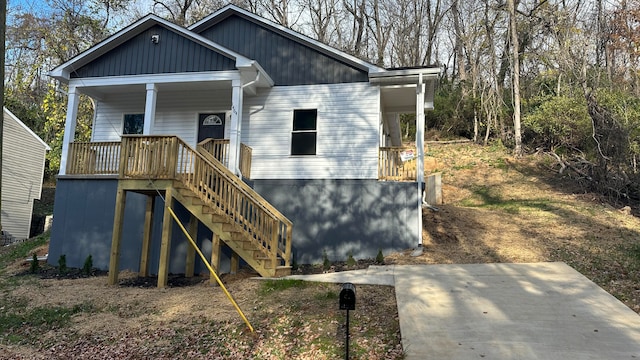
[305,0,338,43]
[507,0,522,156]
[343,0,367,57]
[152,0,200,26]
[365,0,391,66]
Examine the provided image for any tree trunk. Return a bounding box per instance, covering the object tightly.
[507,0,522,157]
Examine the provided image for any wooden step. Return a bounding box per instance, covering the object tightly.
[177,188,195,197]
[230,232,246,241]
[242,241,257,250]
[222,223,238,232]
[191,198,204,206]
[211,214,227,223]
[202,206,217,214]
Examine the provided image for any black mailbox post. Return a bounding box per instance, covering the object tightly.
[340,283,356,359]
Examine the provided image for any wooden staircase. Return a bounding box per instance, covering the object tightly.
[170,178,292,278]
[173,137,293,278]
[100,136,292,285]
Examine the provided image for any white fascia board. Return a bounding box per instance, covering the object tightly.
[369,67,441,85]
[189,4,385,74]
[49,14,254,83]
[3,107,51,150]
[68,71,242,88]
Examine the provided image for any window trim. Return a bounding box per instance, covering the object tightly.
[290,109,318,156]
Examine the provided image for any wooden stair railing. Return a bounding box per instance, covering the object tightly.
[119,136,292,277]
[197,139,230,167]
[198,138,252,179]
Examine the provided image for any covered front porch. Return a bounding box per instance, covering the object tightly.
[56,67,272,178]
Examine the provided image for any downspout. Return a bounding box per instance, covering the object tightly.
[416,73,425,249]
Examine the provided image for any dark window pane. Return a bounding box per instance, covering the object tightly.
[291,132,316,155]
[293,109,317,131]
[124,114,144,135]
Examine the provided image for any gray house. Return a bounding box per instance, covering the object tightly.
[1,107,50,242]
[47,5,439,286]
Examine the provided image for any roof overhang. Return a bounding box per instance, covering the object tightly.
[370,67,441,113]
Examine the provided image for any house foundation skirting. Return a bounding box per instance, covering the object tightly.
[48,178,419,272]
[47,178,233,275]
[251,179,419,264]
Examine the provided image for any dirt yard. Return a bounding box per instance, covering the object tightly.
[1,142,639,359]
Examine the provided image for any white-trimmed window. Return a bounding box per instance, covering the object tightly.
[123,114,144,135]
[291,109,317,155]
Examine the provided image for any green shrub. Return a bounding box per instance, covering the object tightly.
[522,95,591,152]
[58,254,67,275]
[322,250,331,271]
[29,253,40,274]
[346,252,356,267]
[376,249,385,264]
[82,255,93,275]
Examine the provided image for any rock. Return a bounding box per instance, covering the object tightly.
[619,206,632,215]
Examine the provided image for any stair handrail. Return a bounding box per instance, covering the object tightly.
[196,145,289,223]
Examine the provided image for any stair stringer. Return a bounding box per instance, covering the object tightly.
[170,181,283,277]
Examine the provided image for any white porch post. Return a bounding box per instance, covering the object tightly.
[143,83,157,135]
[416,74,426,246]
[228,80,244,176]
[59,85,80,176]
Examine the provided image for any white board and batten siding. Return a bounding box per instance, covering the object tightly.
[1,108,50,240]
[92,90,232,146]
[243,82,380,180]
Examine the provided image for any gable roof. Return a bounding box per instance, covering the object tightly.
[49,14,258,82]
[3,107,51,150]
[189,4,386,75]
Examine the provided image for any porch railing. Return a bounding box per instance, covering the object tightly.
[67,141,121,175]
[197,138,252,179]
[65,136,291,268]
[198,139,229,167]
[379,146,417,181]
[239,143,252,179]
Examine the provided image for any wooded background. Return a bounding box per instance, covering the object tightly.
[5,0,640,202]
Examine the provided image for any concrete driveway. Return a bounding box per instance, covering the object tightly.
[287,262,640,359]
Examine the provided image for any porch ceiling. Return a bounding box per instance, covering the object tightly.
[380,85,421,113]
[371,67,439,114]
[378,81,436,114]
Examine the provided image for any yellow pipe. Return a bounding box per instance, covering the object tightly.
[166,206,254,333]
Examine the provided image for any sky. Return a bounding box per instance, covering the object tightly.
[8,0,52,15]
[6,0,157,30]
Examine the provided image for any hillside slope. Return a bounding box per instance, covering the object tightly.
[388,142,640,314]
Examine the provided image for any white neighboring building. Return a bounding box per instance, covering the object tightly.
[1,107,50,241]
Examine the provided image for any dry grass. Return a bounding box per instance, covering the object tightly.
[1,142,640,359]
